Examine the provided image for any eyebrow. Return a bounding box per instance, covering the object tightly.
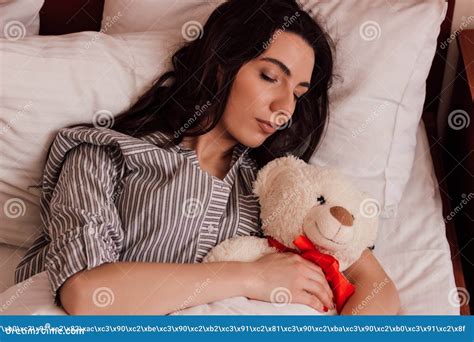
[259,57,310,88]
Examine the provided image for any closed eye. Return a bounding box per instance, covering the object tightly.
[260,72,276,83]
[260,73,302,101]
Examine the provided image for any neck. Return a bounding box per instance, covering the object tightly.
[181,126,238,178]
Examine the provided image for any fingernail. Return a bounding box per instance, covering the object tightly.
[323,306,328,312]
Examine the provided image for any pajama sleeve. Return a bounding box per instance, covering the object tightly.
[42,143,125,306]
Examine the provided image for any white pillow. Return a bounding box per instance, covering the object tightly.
[305,0,447,218]
[101,0,447,218]
[101,0,222,35]
[0,1,446,247]
[0,31,180,247]
[0,0,44,40]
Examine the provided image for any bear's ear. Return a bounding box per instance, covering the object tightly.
[253,155,306,197]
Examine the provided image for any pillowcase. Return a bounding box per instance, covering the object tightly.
[0,31,180,247]
[0,0,44,39]
[304,0,447,218]
[0,0,447,247]
[101,0,222,35]
[100,0,447,218]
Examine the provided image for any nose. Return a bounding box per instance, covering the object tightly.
[270,91,294,122]
[330,206,353,226]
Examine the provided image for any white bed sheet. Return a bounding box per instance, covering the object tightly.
[372,120,459,315]
[0,121,459,315]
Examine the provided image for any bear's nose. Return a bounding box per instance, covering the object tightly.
[330,206,353,226]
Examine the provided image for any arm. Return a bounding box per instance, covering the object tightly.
[60,260,254,315]
[340,249,400,315]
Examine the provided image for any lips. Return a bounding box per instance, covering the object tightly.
[256,118,277,134]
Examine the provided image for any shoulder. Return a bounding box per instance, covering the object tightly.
[50,126,129,169]
[54,125,139,152]
[44,126,132,190]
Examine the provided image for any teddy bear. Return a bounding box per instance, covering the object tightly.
[201,155,379,314]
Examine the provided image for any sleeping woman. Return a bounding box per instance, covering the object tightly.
[14,0,400,315]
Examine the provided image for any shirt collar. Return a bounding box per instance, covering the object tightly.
[142,130,251,167]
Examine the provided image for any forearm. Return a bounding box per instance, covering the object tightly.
[340,249,401,315]
[340,276,400,315]
[60,261,253,315]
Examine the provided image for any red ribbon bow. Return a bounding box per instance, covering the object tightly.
[267,235,355,314]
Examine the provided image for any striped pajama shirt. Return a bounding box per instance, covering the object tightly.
[14,126,263,305]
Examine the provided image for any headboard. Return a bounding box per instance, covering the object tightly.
[39,0,104,35]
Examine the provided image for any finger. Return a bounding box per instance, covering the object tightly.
[298,263,333,300]
[295,256,327,281]
[299,257,325,275]
[302,279,334,310]
[297,291,327,313]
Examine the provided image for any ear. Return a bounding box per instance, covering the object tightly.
[253,155,306,197]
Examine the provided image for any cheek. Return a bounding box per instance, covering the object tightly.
[227,67,268,114]
[220,68,272,147]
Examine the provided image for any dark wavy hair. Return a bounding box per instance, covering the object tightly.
[73,0,334,169]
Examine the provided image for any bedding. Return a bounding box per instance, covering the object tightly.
[0,121,459,315]
[0,1,447,249]
[0,31,179,247]
[0,0,44,39]
[100,0,448,219]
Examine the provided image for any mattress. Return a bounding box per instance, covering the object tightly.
[0,121,459,315]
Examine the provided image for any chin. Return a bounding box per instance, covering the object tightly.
[234,134,266,149]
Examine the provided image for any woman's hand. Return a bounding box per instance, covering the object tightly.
[246,252,335,312]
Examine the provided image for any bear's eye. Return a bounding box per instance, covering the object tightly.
[317,195,326,205]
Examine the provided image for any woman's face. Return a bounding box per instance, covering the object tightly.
[222,31,315,148]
